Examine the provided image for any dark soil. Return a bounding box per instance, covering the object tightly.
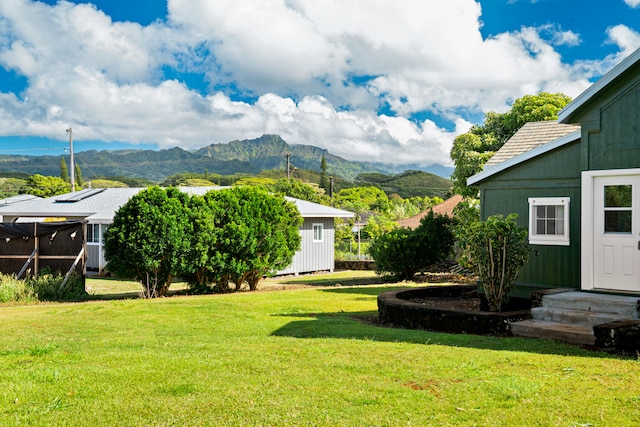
[409,295,481,311]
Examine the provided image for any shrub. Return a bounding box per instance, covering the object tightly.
[27,269,87,301]
[104,187,192,298]
[370,212,455,281]
[458,214,529,312]
[0,273,36,303]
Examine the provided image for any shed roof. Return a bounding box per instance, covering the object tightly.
[397,194,463,230]
[483,121,580,169]
[467,123,581,186]
[0,187,353,222]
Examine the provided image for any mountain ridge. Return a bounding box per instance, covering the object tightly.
[0,134,452,182]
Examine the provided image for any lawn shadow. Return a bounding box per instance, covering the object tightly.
[270,311,622,359]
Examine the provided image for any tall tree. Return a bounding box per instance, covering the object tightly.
[319,155,328,191]
[450,92,572,197]
[74,164,84,189]
[60,158,69,183]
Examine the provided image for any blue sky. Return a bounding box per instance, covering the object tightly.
[0,0,639,168]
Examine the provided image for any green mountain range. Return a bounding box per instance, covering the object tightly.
[0,134,452,186]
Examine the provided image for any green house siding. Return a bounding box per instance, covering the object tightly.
[570,65,640,171]
[479,140,582,298]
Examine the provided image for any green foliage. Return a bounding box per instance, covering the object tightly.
[93,175,154,187]
[370,212,455,281]
[74,163,84,188]
[458,214,530,312]
[266,178,330,205]
[0,274,36,303]
[0,177,28,198]
[355,170,452,198]
[320,155,328,190]
[451,92,571,197]
[60,158,69,183]
[181,178,216,186]
[450,133,498,197]
[87,179,129,188]
[26,174,70,197]
[26,269,86,301]
[198,187,302,291]
[364,214,398,240]
[335,186,390,213]
[104,187,192,298]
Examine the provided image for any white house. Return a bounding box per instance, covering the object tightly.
[0,187,353,275]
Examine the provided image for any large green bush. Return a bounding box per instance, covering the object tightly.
[197,186,302,291]
[370,212,455,281]
[104,187,192,298]
[458,214,529,312]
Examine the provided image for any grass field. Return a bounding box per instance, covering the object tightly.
[1,272,639,426]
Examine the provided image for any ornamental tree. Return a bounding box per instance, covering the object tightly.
[458,214,530,312]
[104,187,192,298]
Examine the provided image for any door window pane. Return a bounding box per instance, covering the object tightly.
[604,211,632,233]
[605,185,632,207]
[603,185,633,234]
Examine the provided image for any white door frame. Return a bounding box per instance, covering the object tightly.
[582,168,640,291]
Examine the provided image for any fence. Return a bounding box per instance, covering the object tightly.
[0,221,86,284]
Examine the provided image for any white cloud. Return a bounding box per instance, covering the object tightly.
[0,0,635,168]
[624,0,640,8]
[607,24,640,57]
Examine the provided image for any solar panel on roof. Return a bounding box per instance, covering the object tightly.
[55,188,106,203]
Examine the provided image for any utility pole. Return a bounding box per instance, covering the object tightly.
[286,153,291,179]
[66,127,76,192]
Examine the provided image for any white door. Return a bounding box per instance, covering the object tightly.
[593,176,640,291]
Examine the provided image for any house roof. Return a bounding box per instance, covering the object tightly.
[397,194,463,230]
[483,121,580,169]
[467,124,581,186]
[559,47,640,124]
[0,187,354,222]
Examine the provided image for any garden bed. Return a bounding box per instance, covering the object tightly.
[377,284,531,336]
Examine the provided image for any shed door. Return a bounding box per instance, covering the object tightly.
[593,176,640,291]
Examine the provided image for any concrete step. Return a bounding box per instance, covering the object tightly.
[531,306,630,326]
[542,292,639,318]
[510,319,596,346]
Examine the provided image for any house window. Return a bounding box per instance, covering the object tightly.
[528,197,570,246]
[87,224,102,243]
[313,223,323,242]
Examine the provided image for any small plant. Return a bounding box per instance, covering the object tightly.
[458,214,529,312]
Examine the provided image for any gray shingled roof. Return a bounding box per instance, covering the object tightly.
[0,187,353,222]
[484,121,580,169]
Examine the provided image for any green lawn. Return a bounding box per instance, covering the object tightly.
[1,273,639,426]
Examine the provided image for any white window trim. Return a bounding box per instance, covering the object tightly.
[528,197,570,246]
[312,223,323,242]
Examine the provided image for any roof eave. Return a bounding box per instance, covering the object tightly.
[559,47,640,124]
[467,130,581,186]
